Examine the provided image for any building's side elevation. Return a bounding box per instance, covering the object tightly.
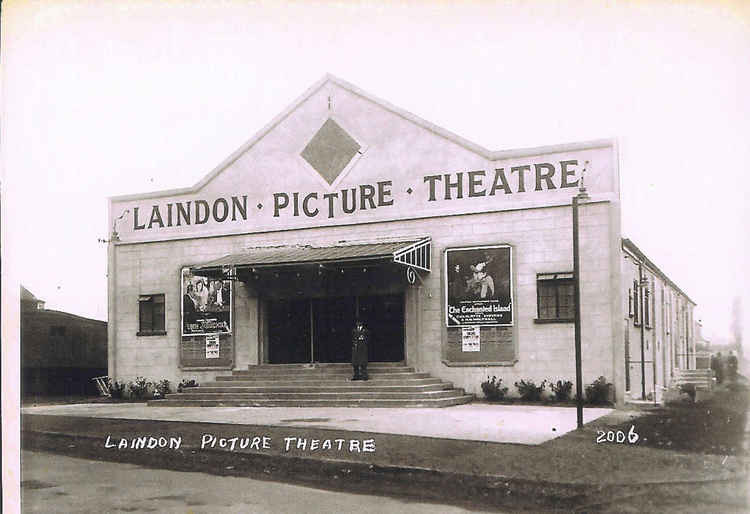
[21,286,108,396]
[621,239,696,402]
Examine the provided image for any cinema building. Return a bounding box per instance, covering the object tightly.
[107,75,696,407]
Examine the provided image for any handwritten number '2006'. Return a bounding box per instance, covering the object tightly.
[596,425,639,444]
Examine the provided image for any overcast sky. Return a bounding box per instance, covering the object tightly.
[2,0,748,343]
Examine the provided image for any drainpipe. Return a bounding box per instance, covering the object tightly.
[107,208,129,382]
[686,309,691,369]
[652,306,657,405]
[107,233,118,381]
[639,263,646,400]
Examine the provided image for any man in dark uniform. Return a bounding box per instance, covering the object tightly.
[727,351,738,382]
[713,352,725,385]
[351,320,370,381]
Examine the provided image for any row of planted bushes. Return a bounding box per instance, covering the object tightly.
[107,377,200,400]
[481,376,612,405]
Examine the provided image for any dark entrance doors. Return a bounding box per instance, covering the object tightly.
[358,294,405,362]
[267,298,311,364]
[266,294,404,364]
[312,296,357,363]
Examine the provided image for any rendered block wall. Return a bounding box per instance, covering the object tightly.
[111,201,620,397]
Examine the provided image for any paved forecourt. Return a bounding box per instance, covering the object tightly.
[22,402,612,445]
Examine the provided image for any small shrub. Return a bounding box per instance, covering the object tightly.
[663,388,685,405]
[481,376,508,402]
[128,376,152,400]
[108,380,126,400]
[550,380,574,402]
[515,379,547,401]
[679,383,697,402]
[585,376,612,405]
[177,379,200,393]
[153,379,171,399]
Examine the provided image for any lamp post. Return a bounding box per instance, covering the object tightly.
[110,209,130,242]
[107,209,129,382]
[572,162,590,430]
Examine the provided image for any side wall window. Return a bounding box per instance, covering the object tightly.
[536,273,574,321]
[138,294,166,335]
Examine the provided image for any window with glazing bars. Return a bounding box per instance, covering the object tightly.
[138,294,165,335]
[537,273,575,321]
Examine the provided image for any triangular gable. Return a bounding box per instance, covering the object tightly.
[110,74,619,244]
[113,74,500,201]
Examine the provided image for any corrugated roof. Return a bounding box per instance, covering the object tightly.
[196,239,426,269]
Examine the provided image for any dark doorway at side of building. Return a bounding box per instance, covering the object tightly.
[267,294,405,364]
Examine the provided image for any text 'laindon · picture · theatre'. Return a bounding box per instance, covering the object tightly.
[107,75,697,407]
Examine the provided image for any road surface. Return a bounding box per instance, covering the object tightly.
[21,451,498,513]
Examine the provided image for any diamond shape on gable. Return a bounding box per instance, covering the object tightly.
[301,118,361,185]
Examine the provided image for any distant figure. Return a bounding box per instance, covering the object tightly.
[351,320,370,381]
[712,352,725,384]
[727,351,738,382]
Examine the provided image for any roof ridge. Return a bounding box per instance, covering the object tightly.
[621,237,695,305]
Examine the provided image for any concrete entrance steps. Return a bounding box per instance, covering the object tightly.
[673,368,714,389]
[152,363,474,407]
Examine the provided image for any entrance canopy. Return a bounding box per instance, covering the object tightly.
[193,237,431,275]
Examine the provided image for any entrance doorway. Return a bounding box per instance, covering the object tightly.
[312,296,356,363]
[358,294,405,362]
[267,299,311,364]
[266,294,405,364]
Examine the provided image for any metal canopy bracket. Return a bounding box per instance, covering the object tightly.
[404,265,429,287]
[392,237,431,285]
[393,238,431,272]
